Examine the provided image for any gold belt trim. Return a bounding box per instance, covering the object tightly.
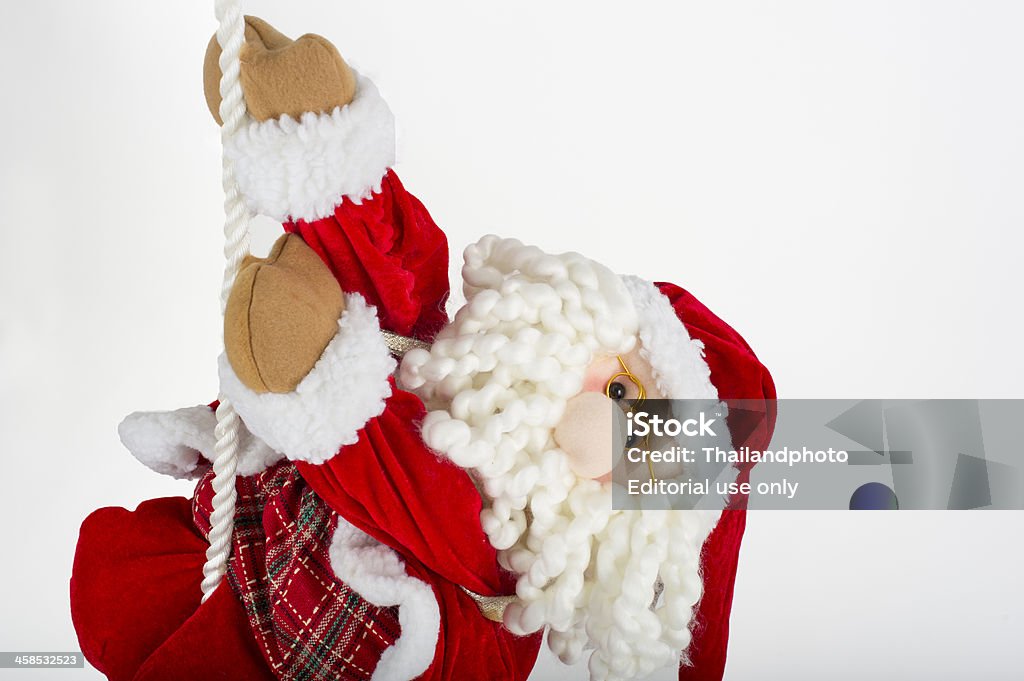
[381,330,430,358]
[461,588,516,623]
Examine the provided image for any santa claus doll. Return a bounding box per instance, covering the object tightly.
[71,16,775,681]
[72,16,524,681]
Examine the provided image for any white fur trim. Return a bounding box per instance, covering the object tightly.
[622,276,735,517]
[118,405,284,478]
[330,518,440,681]
[118,406,214,479]
[218,293,396,465]
[621,276,719,401]
[225,73,395,223]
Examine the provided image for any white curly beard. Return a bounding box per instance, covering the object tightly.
[400,236,721,681]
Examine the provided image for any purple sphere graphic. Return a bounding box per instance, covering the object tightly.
[850,482,899,510]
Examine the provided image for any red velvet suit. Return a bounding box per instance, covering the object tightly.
[71,180,770,681]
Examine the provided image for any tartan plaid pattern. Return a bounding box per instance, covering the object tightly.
[193,461,402,681]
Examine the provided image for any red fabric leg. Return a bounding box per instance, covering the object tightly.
[71,498,207,680]
[134,583,276,681]
[70,497,275,681]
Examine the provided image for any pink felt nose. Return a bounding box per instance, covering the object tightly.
[554,391,625,479]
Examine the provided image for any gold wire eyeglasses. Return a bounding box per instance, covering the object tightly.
[604,355,656,483]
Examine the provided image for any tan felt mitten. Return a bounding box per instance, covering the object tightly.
[225,234,345,393]
[204,16,357,124]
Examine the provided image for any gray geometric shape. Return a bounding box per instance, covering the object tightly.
[947,453,992,510]
[847,450,914,465]
[846,450,887,465]
[890,450,914,465]
[986,458,1024,509]
[826,399,886,456]
[885,400,985,510]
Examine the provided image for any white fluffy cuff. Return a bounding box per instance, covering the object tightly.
[621,275,719,401]
[217,293,396,465]
[225,73,396,223]
[330,518,440,681]
[118,405,284,478]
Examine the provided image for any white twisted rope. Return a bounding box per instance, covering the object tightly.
[201,0,252,602]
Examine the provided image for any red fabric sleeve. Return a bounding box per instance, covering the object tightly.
[295,383,517,598]
[286,170,450,341]
[295,385,543,680]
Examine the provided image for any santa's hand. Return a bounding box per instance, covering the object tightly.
[218,233,395,464]
[203,16,357,124]
[224,233,345,393]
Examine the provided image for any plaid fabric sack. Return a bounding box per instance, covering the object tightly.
[193,461,401,681]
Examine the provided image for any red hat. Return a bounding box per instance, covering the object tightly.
[622,276,776,419]
[627,279,775,681]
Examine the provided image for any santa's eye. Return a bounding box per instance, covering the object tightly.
[607,381,627,401]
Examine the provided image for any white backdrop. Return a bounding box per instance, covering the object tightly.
[1,1,1022,679]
